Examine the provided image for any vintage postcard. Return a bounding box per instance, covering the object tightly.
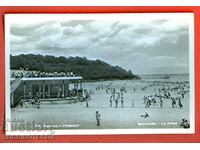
[4,13,194,135]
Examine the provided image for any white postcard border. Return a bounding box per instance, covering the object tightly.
[4,13,195,135]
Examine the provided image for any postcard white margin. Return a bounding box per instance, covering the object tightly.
[4,13,195,135]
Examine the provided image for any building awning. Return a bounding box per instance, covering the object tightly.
[21,76,82,81]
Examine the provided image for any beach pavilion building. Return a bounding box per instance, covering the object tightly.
[10,76,83,107]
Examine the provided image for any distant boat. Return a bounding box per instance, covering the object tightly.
[163,75,170,79]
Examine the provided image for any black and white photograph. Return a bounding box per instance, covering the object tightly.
[5,13,194,135]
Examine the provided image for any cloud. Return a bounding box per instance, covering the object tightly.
[61,20,94,27]
[63,24,86,35]
[9,14,191,74]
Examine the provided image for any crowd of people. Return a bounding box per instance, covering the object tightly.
[19,97,41,109]
[94,80,190,110]
[140,80,189,109]
[11,70,75,78]
[90,79,190,127]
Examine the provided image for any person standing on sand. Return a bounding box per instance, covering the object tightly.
[96,110,101,126]
[171,97,177,108]
[115,98,118,108]
[115,92,120,108]
[37,99,40,109]
[112,88,116,102]
[35,96,40,109]
[181,92,184,99]
[121,98,124,107]
[178,97,183,109]
[145,97,151,108]
[121,94,124,107]
[86,99,89,108]
[159,98,163,108]
[110,95,112,107]
[168,92,171,98]
[132,99,135,108]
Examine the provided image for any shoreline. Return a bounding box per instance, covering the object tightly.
[82,77,141,83]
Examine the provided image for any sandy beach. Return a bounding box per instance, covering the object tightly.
[11,75,190,130]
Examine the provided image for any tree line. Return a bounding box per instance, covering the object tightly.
[10,54,140,81]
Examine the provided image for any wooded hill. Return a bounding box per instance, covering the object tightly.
[10,54,140,80]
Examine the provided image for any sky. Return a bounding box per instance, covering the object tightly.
[7,14,193,75]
